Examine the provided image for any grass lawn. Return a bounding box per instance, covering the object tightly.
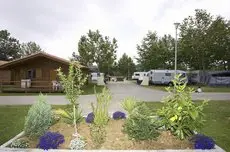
[0,83,104,96]
[145,85,230,92]
[0,101,229,151]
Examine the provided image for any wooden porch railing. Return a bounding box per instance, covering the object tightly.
[0,80,63,93]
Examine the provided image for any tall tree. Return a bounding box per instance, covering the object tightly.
[180,9,213,70]
[136,31,176,71]
[0,30,21,61]
[207,16,230,70]
[76,30,117,73]
[117,53,136,78]
[21,41,42,57]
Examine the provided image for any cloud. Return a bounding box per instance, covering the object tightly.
[0,0,230,62]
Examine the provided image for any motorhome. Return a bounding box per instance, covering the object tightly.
[132,72,147,80]
[148,70,187,85]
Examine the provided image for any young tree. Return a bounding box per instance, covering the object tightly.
[77,29,117,73]
[57,61,87,137]
[0,30,21,61]
[20,41,42,56]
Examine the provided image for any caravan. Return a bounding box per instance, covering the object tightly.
[148,70,187,85]
[132,72,147,80]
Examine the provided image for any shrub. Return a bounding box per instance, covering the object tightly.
[90,124,106,148]
[37,132,64,150]
[69,137,86,150]
[10,139,29,148]
[55,108,83,125]
[24,94,52,138]
[92,87,111,126]
[123,103,160,140]
[191,134,215,149]
[85,112,94,123]
[157,75,208,140]
[121,97,137,115]
[89,87,111,148]
[113,111,126,120]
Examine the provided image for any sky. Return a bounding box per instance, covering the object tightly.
[1,0,230,62]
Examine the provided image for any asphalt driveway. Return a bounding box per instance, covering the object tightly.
[0,82,230,114]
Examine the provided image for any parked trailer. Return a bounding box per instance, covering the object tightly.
[148,70,187,85]
[131,72,147,80]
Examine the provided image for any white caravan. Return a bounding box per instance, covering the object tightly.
[132,72,147,80]
[148,70,187,85]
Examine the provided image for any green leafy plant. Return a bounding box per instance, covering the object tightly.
[121,97,138,115]
[92,87,111,126]
[10,139,29,148]
[57,61,87,136]
[157,74,208,140]
[55,108,83,124]
[90,87,111,148]
[123,103,160,140]
[50,110,61,126]
[24,94,52,138]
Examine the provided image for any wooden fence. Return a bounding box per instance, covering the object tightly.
[0,80,63,93]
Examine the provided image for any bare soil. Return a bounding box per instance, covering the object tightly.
[26,120,193,150]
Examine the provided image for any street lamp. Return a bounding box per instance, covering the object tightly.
[174,22,180,77]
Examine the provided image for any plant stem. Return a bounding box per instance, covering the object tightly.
[73,104,78,136]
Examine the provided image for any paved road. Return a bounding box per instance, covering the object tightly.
[0,82,230,114]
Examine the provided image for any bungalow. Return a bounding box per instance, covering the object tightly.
[0,52,88,93]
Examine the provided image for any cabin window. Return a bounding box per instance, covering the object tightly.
[135,73,140,76]
[150,71,153,74]
[27,69,36,79]
[165,73,171,76]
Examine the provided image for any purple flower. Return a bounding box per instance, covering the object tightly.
[113,111,126,120]
[37,132,64,150]
[85,112,94,123]
[192,134,215,149]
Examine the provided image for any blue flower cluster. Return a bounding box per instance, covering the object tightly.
[85,112,94,123]
[37,132,65,150]
[113,111,126,120]
[192,134,215,149]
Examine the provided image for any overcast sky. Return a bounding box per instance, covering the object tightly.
[1,0,230,61]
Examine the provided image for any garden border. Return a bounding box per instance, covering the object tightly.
[0,125,226,152]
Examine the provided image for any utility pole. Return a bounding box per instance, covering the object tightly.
[174,22,180,92]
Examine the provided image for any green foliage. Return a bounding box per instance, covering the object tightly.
[121,97,138,115]
[57,61,87,134]
[20,41,42,57]
[117,53,136,78]
[0,30,21,61]
[136,32,176,71]
[157,75,208,140]
[90,124,106,148]
[123,103,160,140]
[50,111,61,126]
[55,108,83,125]
[10,138,29,148]
[90,87,111,148]
[92,87,111,126]
[77,29,117,73]
[24,94,52,138]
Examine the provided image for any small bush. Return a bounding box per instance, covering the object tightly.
[90,124,106,148]
[69,137,86,150]
[121,97,137,115]
[10,139,29,148]
[37,132,64,150]
[24,94,52,138]
[157,75,208,140]
[55,108,83,124]
[192,134,215,149]
[123,112,160,140]
[85,112,94,123]
[113,111,126,120]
